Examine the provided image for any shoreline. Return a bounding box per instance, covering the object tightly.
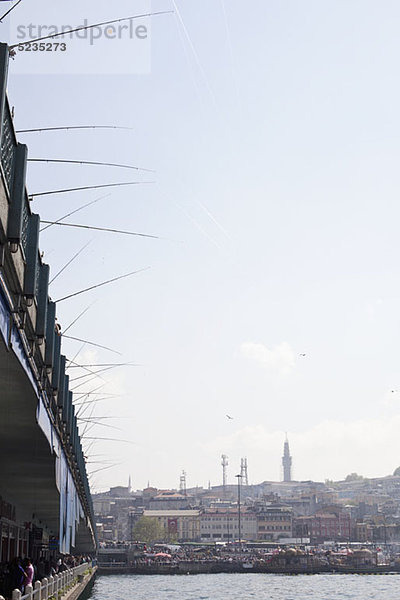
[98,563,400,576]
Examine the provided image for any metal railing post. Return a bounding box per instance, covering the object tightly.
[25,584,33,600]
[48,575,54,596]
[11,591,21,600]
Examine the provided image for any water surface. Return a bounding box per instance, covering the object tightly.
[89,573,400,599]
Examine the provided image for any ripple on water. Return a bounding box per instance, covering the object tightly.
[88,573,400,600]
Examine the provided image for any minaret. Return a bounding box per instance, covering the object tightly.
[128,475,132,493]
[282,434,292,482]
[221,454,228,494]
[179,470,187,496]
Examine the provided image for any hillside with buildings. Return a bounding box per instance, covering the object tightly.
[93,444,400,546]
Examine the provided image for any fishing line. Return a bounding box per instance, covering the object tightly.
[9,10,173,49]
[171,1,217,106]
[220,0,241,109]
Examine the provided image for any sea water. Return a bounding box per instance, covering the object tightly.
[88,573,400,599]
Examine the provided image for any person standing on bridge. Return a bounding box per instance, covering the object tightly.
[22,558,34,592]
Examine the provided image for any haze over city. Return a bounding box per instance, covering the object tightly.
[4,0,400,492]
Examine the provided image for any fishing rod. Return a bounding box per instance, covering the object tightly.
[69,367,107,386]
[9,10,173,49]
[76,419,122,432]
[74,397,121,407]
[49,241,92,285]
[30,180,154,199]
[72,388,115,396]
[80,404,99,437]
[17,125,132,134]
[75,393,111,417]
[62,334,122,355]
[28,158,154,173]
[68,363,139,369]
[72,382,107,397]
[40,221,160,240]
[82,437,137,444]
[71,373,110,392]
[67,359,107,374]
[78,417,121,431]
[75,397,120,416]
[68,342,87,366]
[55,266,150,303]
[88,463,123,476]
[40,194,110,232]
[70,364,126,383]
[78,416,124,421]
[0,0,22,22]
[71,366,107,386]
[73,390,116,395]
[62,303,95,335]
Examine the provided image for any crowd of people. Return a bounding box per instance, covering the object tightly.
[0,554,92,599]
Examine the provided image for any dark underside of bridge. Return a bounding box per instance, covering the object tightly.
[0,334,95,552]
[0,333,60,535]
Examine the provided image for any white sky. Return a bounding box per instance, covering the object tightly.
[3,0,400,491]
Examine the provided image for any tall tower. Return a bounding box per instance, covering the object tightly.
[282,434,292,482]
[179,470,187,496]
[221,454,228,493]
[240,457,249,486]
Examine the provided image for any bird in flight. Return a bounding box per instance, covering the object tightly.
[226,414,234,420]
[299,353,306,357]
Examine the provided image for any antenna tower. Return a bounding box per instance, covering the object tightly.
[240,457,249,486]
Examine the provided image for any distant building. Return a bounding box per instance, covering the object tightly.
[148,490,190,510]
[200,508,257,542]
[282,435,292,482]
[143,510,200,542]
[254,503,293,541]
[294,510,351,543]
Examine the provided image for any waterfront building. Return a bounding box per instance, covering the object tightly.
[0,43,96,563]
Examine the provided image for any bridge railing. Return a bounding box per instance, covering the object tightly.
[1,562,92,600]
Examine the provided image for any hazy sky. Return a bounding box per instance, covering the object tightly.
[4,0,400,491]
